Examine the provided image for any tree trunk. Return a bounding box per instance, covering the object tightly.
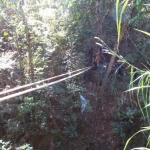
[98,21,129,97]
[15,32,25,85]
[22,13,34,82]
[26,32,34,82]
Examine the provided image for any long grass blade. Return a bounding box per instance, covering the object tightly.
[126,85,150,92]
[116,0,120,33]
[118,0,129,42]
[134,28,150,36]
[124,128,150,150]
[132,148,150,150]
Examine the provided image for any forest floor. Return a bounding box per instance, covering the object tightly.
[32,79,124,150]
[78,82,120,150]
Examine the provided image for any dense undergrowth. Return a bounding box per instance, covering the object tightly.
[0,0,149,149]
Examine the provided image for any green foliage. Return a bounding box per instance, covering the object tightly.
[113,1,150,149]
[112,105,142,148]
[0,140,33,150]
[0,0,70,85]
[129,0,149,24]
[0,0,150,149]
[0,52,15,70]
[0,79,89,149]
[0,140,10,150]
[16,144,33,150]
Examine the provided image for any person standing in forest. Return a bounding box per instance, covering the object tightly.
[112,60,125,79]
[95,52,101,67]
[95,46,106,68]
[86,47,93,64]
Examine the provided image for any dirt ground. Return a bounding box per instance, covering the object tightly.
[79,82,120,150]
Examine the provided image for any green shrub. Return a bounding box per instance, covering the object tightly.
[112,106,142,147]
[0,140,33,150]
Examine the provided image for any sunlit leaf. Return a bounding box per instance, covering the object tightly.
[3,31,8,36]
[132,148,150,150]
[134,28,150,36]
